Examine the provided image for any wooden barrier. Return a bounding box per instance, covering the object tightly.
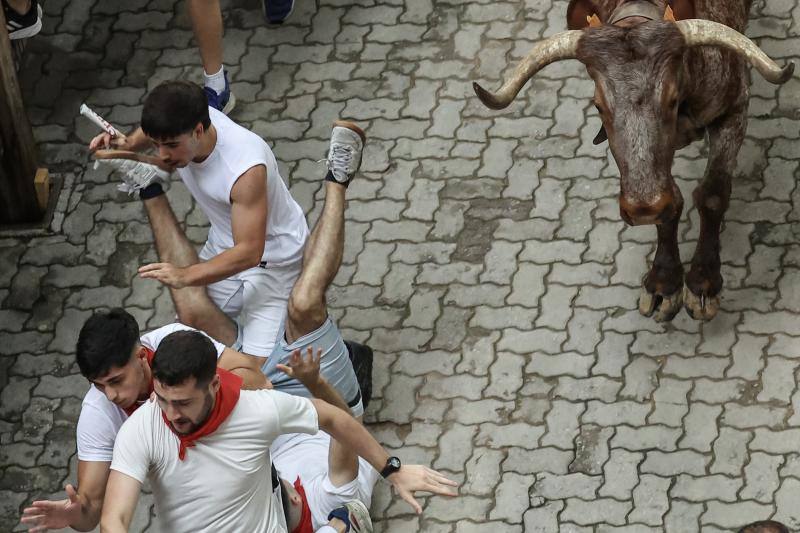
[0,5,45,223]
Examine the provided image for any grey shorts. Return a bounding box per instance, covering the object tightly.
[262,316,363,417]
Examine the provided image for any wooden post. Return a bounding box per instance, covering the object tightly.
[0,6,44,223]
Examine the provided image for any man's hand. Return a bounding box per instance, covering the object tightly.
[89,132,133,153]
[20,483,82,532]
[138,262,189,289]
[276,347,322,388]
[386,465,458,514]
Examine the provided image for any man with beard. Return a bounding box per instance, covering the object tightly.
[100,331,457,532]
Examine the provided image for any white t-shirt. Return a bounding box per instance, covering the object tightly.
[271,432,380,530]
[76,323,226,462]
[111,390,319,533]
[178,107,309,267]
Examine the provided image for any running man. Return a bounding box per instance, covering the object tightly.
[20,310,267,532]
[89,80,310,359]
[99,330,457,532]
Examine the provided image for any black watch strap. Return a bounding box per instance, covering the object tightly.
[380,456,402,478]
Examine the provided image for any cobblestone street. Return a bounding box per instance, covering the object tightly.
[1,0,800,531]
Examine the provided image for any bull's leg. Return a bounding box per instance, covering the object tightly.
[684,110,744,320]
[639,200,685,322]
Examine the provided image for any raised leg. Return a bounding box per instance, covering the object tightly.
[187,0,223,76]
[684,110,744,320]
[638,194,685,322]
[284,181,346,343]
[142,195,237,345]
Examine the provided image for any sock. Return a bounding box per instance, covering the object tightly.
[139,182,165,200]
[324,170,349,188]
[203,66,226,95]
[327,508,351,532]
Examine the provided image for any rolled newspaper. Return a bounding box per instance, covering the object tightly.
[79,103,125,138]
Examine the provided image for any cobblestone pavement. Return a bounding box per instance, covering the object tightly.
[1,0,799,531]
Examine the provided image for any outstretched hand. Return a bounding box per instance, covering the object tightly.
[139,262,189,289]
[276,347,322,387]
[20,483,82,532]
[387,465,458,514]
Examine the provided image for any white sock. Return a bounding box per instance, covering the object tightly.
[203,66,226,95]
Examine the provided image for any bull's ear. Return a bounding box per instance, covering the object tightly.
[667,0,695,20]
[593,126,608,145]
[567,0,601,30]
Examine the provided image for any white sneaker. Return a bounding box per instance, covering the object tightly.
[94,158,170,195]
[326,121,365,186]
[334,500,373,533]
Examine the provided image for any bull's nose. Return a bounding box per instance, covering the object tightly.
[619,192,674,226]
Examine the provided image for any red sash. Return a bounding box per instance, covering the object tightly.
[161,368,242,460]
[123,347,155,416]
[291,478,313,533]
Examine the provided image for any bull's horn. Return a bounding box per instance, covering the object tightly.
[473,30,583,110]
[676,19,794,84]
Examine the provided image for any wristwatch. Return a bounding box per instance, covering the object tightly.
[380,456,402,478]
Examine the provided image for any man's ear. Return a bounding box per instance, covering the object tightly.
[567,0,601,30]
[667,0,695,20]
[135,345,148,361]
[209,373,220,394]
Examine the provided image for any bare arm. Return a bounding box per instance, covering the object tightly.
[139,165,268,288]
[312,399,458,514]
[20,461,110,532]
[277,348,357,485]
[218,347,270,390]
[99,471,142,533]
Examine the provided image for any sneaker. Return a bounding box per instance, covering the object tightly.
[94,156,170,195]
[326,121,365,186]
[203,71,236,115]
[4,0,42,40]
[344,341,372,409]
[263,0,295,24]
[327,500,373,533]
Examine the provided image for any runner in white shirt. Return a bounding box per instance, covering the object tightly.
[100,330,458,533]
[20,310,267,532]
[89,80,310,358]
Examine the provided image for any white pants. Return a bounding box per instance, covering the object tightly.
[201,249,301,357]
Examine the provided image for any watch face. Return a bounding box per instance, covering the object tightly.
[388,457,401,469]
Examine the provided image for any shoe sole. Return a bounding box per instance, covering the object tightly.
[222,91,236,115]
[333,120,366,145]
[345,500,373,533]
[8,4,42,40]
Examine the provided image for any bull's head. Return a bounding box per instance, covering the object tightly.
[473,0,794,226]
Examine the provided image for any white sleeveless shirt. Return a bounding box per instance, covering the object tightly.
[177,107,308,267]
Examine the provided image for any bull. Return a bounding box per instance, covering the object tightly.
[474,0,794,321]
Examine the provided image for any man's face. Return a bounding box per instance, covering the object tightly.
[154,375,218,435]
[149,124,202,169]
[92,348,148,410]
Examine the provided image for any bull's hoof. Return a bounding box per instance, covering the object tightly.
[638,287,683,322]
[683,286,720,321]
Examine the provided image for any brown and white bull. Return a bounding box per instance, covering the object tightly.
[474,0,794,321]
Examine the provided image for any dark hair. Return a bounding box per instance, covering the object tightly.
[76,308,140,380]
[141,80,211,140]
[738,522,790,533]
[152,330,217,387]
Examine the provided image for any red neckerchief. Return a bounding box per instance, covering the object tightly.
[123,348,156,416]
[291,478,313,533]
[161,368,243,460]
